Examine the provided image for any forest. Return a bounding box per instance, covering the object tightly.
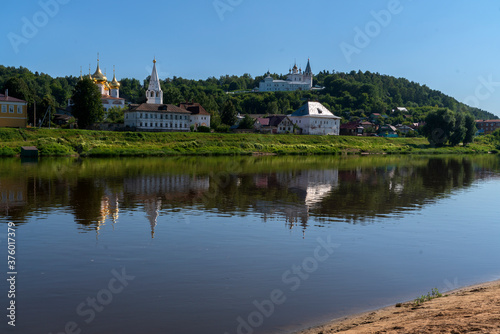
[0,65,497,127]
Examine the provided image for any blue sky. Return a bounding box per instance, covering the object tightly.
[2,0,500,116]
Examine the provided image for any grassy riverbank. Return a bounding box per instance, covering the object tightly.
[0,128,497,157]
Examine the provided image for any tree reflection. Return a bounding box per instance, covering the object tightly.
[0,156,498,236]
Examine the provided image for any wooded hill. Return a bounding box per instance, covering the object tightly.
[0,65,497,126]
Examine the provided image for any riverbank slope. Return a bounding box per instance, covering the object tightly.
[297,279,500,334]
[0,128,496,157]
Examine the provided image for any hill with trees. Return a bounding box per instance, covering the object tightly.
[0,65,497,127]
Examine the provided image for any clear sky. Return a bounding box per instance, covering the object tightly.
[2,0,500,116]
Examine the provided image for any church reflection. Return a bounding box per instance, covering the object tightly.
[1,156,499,237]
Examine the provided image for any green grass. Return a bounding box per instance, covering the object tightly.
[414,288,443,306]
[0,128,496,157]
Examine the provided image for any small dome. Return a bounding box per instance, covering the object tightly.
[109,74,120,89]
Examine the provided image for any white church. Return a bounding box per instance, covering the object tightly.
[259,59,314,92]
[124,58,210,132]
[86,56,126,111]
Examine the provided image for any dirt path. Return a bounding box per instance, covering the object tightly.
[297,280,500,334]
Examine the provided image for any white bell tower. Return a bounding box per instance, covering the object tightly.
[146,58,163,104]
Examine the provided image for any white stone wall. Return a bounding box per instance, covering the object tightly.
[125,111,190,131]
[290,116,340,135]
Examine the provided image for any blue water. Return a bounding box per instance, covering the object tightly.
[0,156,499,334]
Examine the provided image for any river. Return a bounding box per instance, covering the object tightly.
[1,155,499,334]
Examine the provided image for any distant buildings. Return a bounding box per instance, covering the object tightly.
[476,119,500,135]
[259,59,313,92]
[251,102,341,135]
[0,89,28,128]
[124,59,210,132]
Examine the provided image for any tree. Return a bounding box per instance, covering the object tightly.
[463,113,477,145]
[422,108,455,147]
[71,78,104,129]
[238,114,255,129]
[3,77,33,102]
[105,106,125,123]
[449,112,466,146]
[220,100,237,126]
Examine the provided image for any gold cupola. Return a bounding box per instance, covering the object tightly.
[92,53,107,83]
[109,66,120,89]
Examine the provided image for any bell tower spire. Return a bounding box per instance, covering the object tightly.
[146,57,163,104]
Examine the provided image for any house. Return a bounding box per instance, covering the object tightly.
[289,102,341,135]
[340,121,363,136]
[266,115,287,134]
[378,124,398,137]
[276,117,296,134]
[476,119,500,134]
[395,124,414,135]
[179,102,211,129]
[0,90,28,128]
[392,107,408,113]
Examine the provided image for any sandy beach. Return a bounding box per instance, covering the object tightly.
[297,280,500,334]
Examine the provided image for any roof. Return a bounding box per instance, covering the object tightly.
[304,59,312,74]
[476,119,500,123]
[178,102,210,115]
[267,115,287,127]
[341,121,362,130]
[0,94,27,103]
[256,117,270,126]
[130,103,190,113]
[291,102,340,119]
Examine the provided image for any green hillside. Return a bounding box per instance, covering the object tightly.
[0,65,497,127]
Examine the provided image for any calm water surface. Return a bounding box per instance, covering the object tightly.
[1,155,500,334]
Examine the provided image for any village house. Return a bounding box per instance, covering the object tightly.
[289,102,341,135]
[0,90,28,128]
[340,121,364,136]
[476,119,500,135]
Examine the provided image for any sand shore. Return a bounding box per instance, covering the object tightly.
[296,279,500,334]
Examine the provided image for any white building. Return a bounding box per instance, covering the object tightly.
[124,59,209,131]
[289,102,341,135]
[259,59,313,92]
[179,102,211,129]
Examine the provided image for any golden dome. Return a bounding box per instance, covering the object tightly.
[109,70,120,89]
[93,63,107,83]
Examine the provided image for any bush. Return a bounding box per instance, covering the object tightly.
[216,125,231,133]
[197,126,211,133]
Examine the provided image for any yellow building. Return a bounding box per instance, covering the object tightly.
[0,90,28,128]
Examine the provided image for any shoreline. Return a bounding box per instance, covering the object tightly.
[0,128,497,157]
[294,278,500,334]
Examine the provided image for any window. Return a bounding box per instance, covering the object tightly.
[145,114,148,119]
[140,122,143,126]
[1,105,6,113]
[9,106,14,113]
[140,113,143,118]
[17,106,23,114]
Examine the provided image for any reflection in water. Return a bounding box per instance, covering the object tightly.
[0,156,499,237]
